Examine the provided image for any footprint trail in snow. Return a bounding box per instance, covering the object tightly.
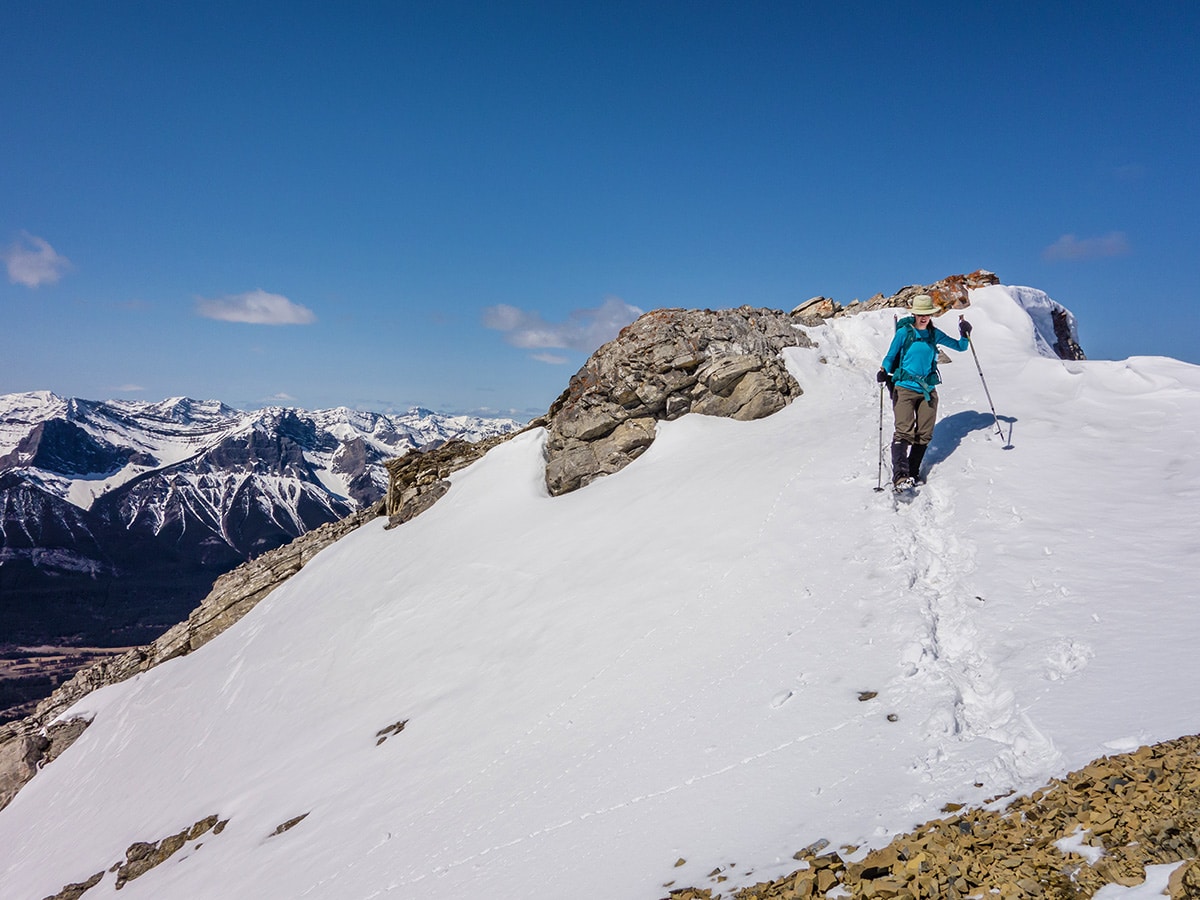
[886,476,1063,788]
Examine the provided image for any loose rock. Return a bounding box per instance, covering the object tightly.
[667,733,1200,899]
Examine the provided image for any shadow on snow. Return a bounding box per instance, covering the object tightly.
[926,410,1018,474]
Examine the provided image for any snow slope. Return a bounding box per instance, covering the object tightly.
[2,286,1199,899]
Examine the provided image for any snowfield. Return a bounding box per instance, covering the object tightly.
[2,286,1199,899]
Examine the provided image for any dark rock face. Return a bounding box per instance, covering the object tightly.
[0,473,153,651]
[1052,308,1087,361]
[332,436,395,507]
[543,306,813,495]
[95,430,355,569]
[0,471,110,567]
[0,419,131,477]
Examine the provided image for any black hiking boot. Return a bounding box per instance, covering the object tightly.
[908,443,928,483]
[890,440,911,489]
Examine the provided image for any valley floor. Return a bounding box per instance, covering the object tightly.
[0,646,135,724]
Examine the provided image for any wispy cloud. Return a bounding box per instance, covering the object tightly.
[483,296,643,358]
[114,384,145,392]
[530,352,570,365]
[196,289,316,325]
[1043,232,1131,262]
[3,232,72,287]
[266,392,297,403]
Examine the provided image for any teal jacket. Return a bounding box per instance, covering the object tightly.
[882,317,970,399]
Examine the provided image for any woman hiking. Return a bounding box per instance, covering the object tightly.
[877,293,973,492]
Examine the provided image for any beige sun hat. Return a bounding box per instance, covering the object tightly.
[909,294,938,317]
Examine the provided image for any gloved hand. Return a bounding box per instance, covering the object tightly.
[959,318,973,338]
[876,369,892,385]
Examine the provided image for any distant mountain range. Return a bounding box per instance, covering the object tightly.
[0,391,522,646]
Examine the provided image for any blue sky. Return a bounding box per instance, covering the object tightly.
[3,1,1197,419]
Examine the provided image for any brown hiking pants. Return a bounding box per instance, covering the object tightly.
[891,386,938,445]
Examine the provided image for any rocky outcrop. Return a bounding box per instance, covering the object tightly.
[792,270,1000,323]
[42,813,227,898]
[667,733,1200,899]
[115,815,225,889]
[792,296,839,319]
[543,306,813,495]
[1052,308,1087,361]
[269,813,310,837]
[383,431,531,526]
[0,503,382,812]
[42,870,104,900]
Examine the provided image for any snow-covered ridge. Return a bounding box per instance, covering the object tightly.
[2,286,1199,899]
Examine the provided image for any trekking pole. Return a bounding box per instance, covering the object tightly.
[874,382,886,491]
[872,310,898,491]
[961,316,1004,438]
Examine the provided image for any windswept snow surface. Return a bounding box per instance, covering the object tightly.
[3,286,1200,899]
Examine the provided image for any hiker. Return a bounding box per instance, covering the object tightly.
[877,294,972,491]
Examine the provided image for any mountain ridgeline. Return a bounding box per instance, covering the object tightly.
[0,395,521,647]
